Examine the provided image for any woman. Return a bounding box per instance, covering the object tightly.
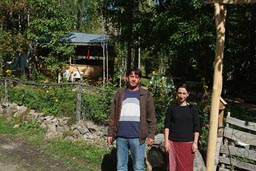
[164,83,200,171]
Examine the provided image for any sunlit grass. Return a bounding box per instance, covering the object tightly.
[0,117,18,134]
[0,116,110,171]
[45,138,110,171]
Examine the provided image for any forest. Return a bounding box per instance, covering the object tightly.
[0,0,256,102]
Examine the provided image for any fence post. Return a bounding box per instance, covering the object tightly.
[4,78,8,104]
[76,83,82,121]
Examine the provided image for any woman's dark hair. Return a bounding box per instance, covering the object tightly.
[176,82,193,108]
[176,82,190,92]
[126,67,142,78]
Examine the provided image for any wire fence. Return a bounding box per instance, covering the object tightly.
[0,77,109,122]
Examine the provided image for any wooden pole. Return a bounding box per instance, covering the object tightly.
[76,84,82,121]
[102,42,106,84]
[4,79,8,104]
[206,3,226,171]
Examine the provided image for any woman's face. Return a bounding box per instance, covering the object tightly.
[176,87,189,104]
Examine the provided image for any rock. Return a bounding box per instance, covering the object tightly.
[47,123,57,132]
[194,150,206,171]
[65,136,75,141]
[154,134,164,145]
[78,127,89,135]
[13,124,20,128]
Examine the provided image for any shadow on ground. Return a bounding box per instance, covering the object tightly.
[101,147,168,171]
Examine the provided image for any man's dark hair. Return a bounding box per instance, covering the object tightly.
[126,67,142,78]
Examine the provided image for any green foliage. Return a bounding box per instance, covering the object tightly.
[7,84,77,117]
[27,0,75,73]
[0,31,29,76]
[2,82,115,124]
[103,0,216,82]
[82,83,117,124]
[0,0,77,79]
[147,71,176,133]
[224,5,256,96]
[187,79,211,154]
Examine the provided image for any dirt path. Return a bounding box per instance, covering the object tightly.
[0,135,81,171]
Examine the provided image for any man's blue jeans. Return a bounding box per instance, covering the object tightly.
[116,137,146,171]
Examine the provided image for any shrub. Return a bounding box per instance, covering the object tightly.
[147,72,176,133]
[7,84,77,117]
[82,87,113,124]
[1,79,116,125]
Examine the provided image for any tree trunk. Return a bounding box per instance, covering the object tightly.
[126,42,132,71]
[134,46,139,68]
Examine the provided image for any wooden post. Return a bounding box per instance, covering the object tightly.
[4,79,8,104]
[218,97,227,137]
[76,84,82,121]
[214,97,227,171]
[205,1,256,170]
[102,42,106,84]
[206,3,227,171]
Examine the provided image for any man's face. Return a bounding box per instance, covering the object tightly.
[127,71,141,90]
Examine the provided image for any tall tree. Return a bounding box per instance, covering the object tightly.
[26,0,75,79]
[102,0,216,83]
[60,0,103,33]
[0,0,104,79]
[224,4,256,96]
[103,0,142,71]
[0,0,30,76]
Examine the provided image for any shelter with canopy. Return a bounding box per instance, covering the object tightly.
[60,32,116,83]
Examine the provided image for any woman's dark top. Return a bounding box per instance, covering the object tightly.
[164,104,200,142]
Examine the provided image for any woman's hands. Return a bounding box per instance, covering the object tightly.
[165,140,171,152]
[192,142,198,152]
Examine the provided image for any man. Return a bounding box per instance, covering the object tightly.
[107,67,156,171]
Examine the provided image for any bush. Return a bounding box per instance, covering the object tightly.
[82,84,116,124]
[0,79,116,125]
[147,72,176,133]
[7,84,77,117]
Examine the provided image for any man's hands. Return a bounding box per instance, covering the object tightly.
[146,138,154,146]
[108,137,154,146]
[107,136,113,145]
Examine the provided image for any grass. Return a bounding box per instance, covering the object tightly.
[0,116,111,171]
[0,117,18,134]
[46,138,108,171]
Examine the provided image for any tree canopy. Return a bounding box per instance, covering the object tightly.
[0,0,255,97]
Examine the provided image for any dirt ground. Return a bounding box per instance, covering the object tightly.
[0,134,81,171]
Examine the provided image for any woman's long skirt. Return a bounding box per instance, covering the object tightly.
[168,141,194,171]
